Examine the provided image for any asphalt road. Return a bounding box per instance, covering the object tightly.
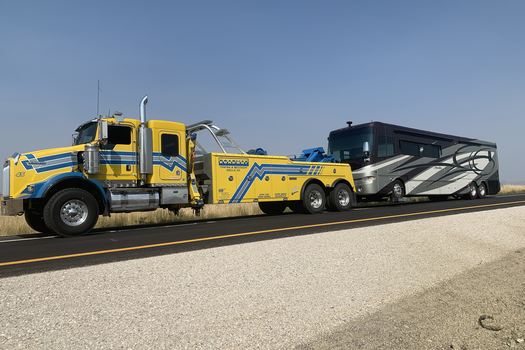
[1,194,524,277]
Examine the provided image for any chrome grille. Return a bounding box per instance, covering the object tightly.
[2,161,10,198]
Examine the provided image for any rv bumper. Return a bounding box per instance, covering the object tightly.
[354,177,379,195]
[1,198,24,216]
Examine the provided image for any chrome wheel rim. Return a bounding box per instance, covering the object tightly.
[479,184,486,197]
[393,183,403,198]
[309,190,323,209]
[337,189,350,207]
[60,199,88,227]
[470,184,477,197]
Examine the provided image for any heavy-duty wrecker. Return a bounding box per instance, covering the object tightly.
[1,96,356,236]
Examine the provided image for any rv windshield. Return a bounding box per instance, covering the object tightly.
[73,122,97,145]
[329,127,374,162]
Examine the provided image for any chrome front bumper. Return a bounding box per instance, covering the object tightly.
[1,197,24,216]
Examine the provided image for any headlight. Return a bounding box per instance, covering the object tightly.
[362,176,376,185]
[26,185,35,193]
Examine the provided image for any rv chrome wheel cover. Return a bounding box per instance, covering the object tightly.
[337,189,350,207]
[479,184,486,197]
[393,183,403,198]
[60,200,89,227]
[309,190,323,209]
[470,184,477,197]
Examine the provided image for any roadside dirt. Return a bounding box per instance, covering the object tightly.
[298,248,525,350]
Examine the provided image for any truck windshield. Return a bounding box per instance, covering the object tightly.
[74,122,97,145]
[328,127,374,162]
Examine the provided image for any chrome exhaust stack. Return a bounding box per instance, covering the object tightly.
[138,95,153,183]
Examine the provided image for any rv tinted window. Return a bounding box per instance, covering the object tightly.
[421,144,441,158]
[107,125,131,145]
[161,134,179,157]
[377,127,395,157]
[328,127,374,161]
[400,140,441,158]
[399,140,420,156]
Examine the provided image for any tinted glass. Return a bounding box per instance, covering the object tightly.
[329,127,374,161]
[161,134,179,157]
[400,140,441,158]
[377,127,395,157]
[108,126,131,145]
[74,122,97,145]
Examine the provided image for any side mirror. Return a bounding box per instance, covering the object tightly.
[363,141,371,163]
[98,120,109,144]
[363,141,370,155]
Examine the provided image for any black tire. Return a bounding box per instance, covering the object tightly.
[478,182,487,199]
[390,180,405,203]
[258,201,287,215]
[464,182,478,200]
[43,188,99,236]
[302,183,326,214]
[24,210,49,233]
[328,183,353,212]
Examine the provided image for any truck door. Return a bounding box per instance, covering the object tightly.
[98,124,138,183]
[155,130,186,185]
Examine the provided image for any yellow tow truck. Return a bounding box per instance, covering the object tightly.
[1,96,355,236]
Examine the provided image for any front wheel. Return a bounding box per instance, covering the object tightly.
[24,210,49,233]
[43,188,99,236]
[390,180,405,203]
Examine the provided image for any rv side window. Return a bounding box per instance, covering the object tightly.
[421,144,441,158]
[400,140,441,158]
[161,134,179,157]
[107,125,132,145]
[377,128,395,157]
[399,140,420,156]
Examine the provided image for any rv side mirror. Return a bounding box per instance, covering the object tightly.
[363,141,370,155]
[98,120,109,144]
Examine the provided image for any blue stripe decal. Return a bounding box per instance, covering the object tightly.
[229,163,312,203]
[21,151,188,174]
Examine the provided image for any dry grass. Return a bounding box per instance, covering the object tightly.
[500,184,525,194]
[1,184,524,237]
[0,203,262,237]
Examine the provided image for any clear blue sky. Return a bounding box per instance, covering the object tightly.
[1,0,524,183]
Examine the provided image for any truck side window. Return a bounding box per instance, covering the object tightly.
[107,126,131,145]
[161,134,179,157]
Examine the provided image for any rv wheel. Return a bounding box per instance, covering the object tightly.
[464,182,479,200]
[390,180,405,203]
[478,182,487,199]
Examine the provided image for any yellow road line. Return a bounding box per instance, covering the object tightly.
[1,200,524,268]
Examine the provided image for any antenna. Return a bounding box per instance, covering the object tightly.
[96,80,102,117]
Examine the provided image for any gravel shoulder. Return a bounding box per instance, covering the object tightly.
[1,206,524,349]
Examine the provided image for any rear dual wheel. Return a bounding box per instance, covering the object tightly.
[328,183,353,212]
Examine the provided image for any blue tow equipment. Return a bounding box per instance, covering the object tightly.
[293,147,335,162]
